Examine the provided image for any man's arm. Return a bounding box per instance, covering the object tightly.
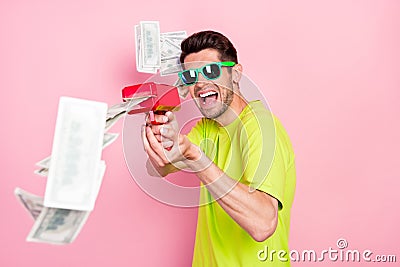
[186,150,279,242]
[143,112,279,242]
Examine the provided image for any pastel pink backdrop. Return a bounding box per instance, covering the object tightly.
[1,0,399,266]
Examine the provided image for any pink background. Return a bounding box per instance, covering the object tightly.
[1,0,399,266]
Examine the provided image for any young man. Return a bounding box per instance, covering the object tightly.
[142,31,296,266]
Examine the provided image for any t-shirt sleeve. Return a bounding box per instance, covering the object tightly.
[240,113,287,210]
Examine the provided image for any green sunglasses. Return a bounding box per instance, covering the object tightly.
[178,61,236,86]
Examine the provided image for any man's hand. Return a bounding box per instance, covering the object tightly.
[141,111,200,176]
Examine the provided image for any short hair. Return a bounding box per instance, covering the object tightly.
[180,31,238,64]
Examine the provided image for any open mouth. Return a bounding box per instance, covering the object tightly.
[198,90,219,105]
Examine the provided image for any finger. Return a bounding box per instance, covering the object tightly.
[143,126,167,166]
[154,134,162,142]
[150,124,163,135]
[141,125,150,151]
[146,126,169,162]
[142,126,164,165]
[146,126,162,152]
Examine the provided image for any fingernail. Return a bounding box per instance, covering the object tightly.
[160,127,166,134]
[163,116,168,123]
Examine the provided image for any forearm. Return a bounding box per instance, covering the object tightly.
[184,149,278,242]
[146,159,188,177]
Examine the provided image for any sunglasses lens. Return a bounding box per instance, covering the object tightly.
[202,63,221,80]
[181,69,197,85]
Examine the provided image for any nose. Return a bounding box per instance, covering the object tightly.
[193,77,209,92]
[197,70,209,83]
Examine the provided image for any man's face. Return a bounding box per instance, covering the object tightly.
[182,48,234,119]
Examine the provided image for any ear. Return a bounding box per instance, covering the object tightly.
[232,63,243,84]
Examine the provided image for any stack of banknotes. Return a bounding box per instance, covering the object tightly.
[15,97,144,245]
[135,21,187,75]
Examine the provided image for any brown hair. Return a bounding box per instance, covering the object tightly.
[180,31,238,64]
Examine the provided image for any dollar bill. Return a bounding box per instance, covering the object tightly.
[105,112,125,132]
[14,188,44,220]
[161,57,183,76]
[135,24,158,73]
[160,39,181,58]
[141,21,160,68]
[102,132,119,149]
[35,156,51,168]
[106,96,151,120]
[27,207,90,245]
[106,103,128,120]
[43,97,107,211]
[160,31,186,48]
[160,31,186,76]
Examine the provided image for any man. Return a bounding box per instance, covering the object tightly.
[142,31,296,266]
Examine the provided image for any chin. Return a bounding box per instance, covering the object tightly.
[199,103,229,120]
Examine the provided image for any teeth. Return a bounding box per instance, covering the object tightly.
[199,91,217,98]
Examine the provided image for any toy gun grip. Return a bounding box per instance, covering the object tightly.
[148,110,172,151]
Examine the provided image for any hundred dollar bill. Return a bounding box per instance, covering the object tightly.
[160,31,186,48]
[160,31,186,76]
[105,112,125,132]
[105,96,153,131]
[106,96,151,120]
[161,57,182,76]
[160,40,180,58]
[140,21,160,68]
[27,207,90,245]
[14,188,44,220]
[135,24,158,73]
[102,132,119,149]
[44,97,107,211]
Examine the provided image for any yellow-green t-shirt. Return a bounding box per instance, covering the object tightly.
[187,100,296,266]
